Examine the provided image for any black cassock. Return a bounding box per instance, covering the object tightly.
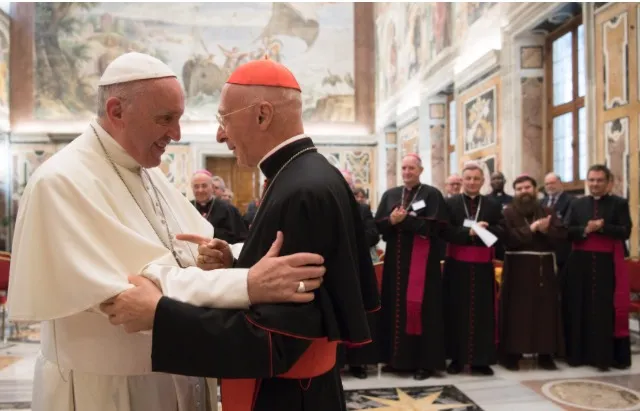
[151,137,380,411]
[192,198,248,244]
[375,184,448,371]
[442,194,503,367]
[563,194,632,369]
[343,203,380,366]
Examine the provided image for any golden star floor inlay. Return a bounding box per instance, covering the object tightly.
[363,388,472,410]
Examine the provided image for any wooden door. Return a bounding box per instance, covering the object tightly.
[205,156,260,214]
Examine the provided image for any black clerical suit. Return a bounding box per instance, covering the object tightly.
[192,197,248,244]
[151,137,380,411]
[542,191,573,271]
[562,194,632,370]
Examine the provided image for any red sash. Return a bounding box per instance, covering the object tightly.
[446,244,493,263]
[221,339,338,411]
[572,234,630,338]
[406,236,431,335]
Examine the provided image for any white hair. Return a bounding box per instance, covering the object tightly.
[211,176,226,190]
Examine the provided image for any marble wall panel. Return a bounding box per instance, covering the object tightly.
[430,124,446,191]
[521,77,544,182]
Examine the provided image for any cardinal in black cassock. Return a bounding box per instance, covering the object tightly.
[375,154,448,380]
[562,165,632,371]
[190,170,248,244]
[149,59,380,411]
[442,163,503,376]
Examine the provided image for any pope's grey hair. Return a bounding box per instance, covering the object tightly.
[96,82,145,118]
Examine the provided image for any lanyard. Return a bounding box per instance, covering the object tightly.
[401,185,422,209]
[462,195,482,222]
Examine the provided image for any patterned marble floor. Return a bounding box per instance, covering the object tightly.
[2,342,640,410]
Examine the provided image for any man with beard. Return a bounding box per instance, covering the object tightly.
[442,162,503,376]
[563,164,632,371]
[339,169,380,379]
[542,173,573,273]
[375,154,448,380]
[499,174,566,371]
[191,170,248,244]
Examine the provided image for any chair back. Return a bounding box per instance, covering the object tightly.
[627,259,640,292]
[373,262,383,294]
[0,253,9,291]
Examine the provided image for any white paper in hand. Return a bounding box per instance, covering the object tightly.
[471,223,498,247]
[230,242,244,259]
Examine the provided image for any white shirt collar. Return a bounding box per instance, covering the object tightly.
[258,134,307,168]
[90,119,140,172]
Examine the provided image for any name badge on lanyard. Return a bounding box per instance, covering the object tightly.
[463,197,482,228]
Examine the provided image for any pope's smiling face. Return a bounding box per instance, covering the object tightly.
[108,77,185,168]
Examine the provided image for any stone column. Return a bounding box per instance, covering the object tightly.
[516,35,545,183]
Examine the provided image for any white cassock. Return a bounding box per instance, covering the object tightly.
[8,120,251,411]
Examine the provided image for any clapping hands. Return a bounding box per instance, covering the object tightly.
[390,207,407,225]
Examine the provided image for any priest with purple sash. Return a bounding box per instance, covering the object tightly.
[442,162,503,376]
[374,154,448,380]
[562,164,632,371]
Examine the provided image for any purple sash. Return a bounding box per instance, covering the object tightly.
[406,236,431,335]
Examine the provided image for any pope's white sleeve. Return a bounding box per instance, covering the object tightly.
[140,263,251,309]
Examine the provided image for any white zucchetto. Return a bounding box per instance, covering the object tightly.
[98,52,176,86]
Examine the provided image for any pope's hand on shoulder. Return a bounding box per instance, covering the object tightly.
[101,231,326,333]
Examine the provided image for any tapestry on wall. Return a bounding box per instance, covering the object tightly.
[374,2,453,102]
[33,2,355,123]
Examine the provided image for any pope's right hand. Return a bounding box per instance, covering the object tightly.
[247,231,325,304]
[175,234,233,270]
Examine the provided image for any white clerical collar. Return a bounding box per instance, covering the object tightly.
[258,134,307,168]
[90,120,140,172]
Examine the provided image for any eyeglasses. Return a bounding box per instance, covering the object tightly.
[216,103,258,130]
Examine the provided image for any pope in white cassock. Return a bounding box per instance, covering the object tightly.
[6,53,325,411]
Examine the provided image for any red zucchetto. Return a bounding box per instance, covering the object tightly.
[226,56,301,91]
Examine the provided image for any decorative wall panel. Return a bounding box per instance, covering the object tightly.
[385,131,397,191]
[458,74,501,172]
[398,119,419,159]
[430,124,446,192]
[160,144,192,197]
[316,145,376,204]
[602,11,629,110]
[604,117,629,197]
[520,46,543,69]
